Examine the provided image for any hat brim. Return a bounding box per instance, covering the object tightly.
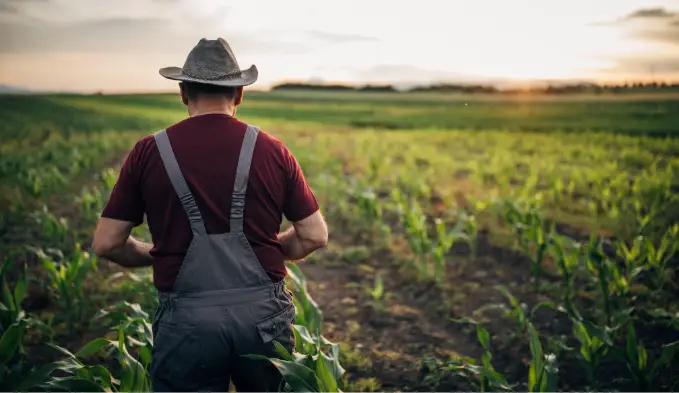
[159,64,258,87]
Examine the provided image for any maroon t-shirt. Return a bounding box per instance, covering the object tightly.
[101,114,319,292]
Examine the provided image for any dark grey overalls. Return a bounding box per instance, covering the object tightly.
[149,125,296,392]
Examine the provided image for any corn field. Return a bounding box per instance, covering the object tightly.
[1,92,678,391]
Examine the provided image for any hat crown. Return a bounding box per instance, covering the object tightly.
[159,37,258,86]
[182,38,242,80]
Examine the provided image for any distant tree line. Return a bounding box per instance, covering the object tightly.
[273,83,396,92]
[271,81,679,94]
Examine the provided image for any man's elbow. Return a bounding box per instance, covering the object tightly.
[311,226,329,249]
[92,236,117,259]
[313,232,329,249]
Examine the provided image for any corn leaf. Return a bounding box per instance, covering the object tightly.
[315,347,339,392]
[0,322,23,366]
[247,355,322,392]
[16,358,84,390]
[1,277,14,311]
[75,338,114,358]
[39,377,106,392]
[13,264,27,308]
[273,340,295,361]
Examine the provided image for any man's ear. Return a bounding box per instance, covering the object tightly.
[179,82,189,106]
[234,87,244,106]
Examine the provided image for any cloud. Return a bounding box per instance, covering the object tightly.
[594,7,679,46]
[0,0,49,14]
[0,3,18,13]
[625,7,677,19]
[0,16,312,56]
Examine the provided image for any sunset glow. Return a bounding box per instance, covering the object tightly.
[1,0,678,92]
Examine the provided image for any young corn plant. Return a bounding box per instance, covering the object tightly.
[643,223,679,292]
[472,287,558,392]
[395,195,433,281]
[620,321,679,391]
[431,218,469,284]
[615,235,646,296]
[33,244,97,330]
[548,233,581,310]
[365,272,386,313]
[250,266,345,392]
[247,324,345,392]
[547,297,612,389]
[38,322,152,392]
[28,205,69,248]
[526,322,558,393]
[448,318,513,392]
[0,259,59,391]
[504,200,549,291]
[352,187,383,234]
[286,263,323,336]
[447,209,478,275]
[351,185,393,249]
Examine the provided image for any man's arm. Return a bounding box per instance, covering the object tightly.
[279,210,328,261]
[93,217,153,268]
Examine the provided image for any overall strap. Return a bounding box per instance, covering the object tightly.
[230,125,260,233]
[154,129,207,236]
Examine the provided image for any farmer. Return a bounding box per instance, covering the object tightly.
[92,37,328,391]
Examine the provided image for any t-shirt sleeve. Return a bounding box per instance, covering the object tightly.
[101,140,146,226]
[282,147,319,222]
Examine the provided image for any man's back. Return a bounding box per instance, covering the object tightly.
[93,37,327,391]
[101,113,319,292]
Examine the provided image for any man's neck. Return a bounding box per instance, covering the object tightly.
[188,102,236,117]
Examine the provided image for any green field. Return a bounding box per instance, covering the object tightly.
[1,91,679,391]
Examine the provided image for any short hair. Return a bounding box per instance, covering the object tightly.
[180,81,238,101]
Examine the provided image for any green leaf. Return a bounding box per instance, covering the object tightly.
[87,365,115,389]
[47,342,78,359]
[40,377,106,392]
[531,301,558,318]
[245,356,322,392]
[0,322,23,366]
[273,340,295,361]
[293,324,315,346]
[638,344,647,371]
[543,353,558,392]
[75,338,113,358]
[457,363,512,391]
[0,257,11,279]
[315,347,339,392]
[477,323,491,350]
[528,362,538,392]
[652,340,679,372]
[626,323,638,368]
[16,358,84,390]
[117,332,148,392]
[1,277,14,311]
[139,346,152,369]
[373,273,384,299]
[13,264,27,308]
[582,319,613,347]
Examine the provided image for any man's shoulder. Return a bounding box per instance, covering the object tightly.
[131,133,157,155]
[256,128,286,150]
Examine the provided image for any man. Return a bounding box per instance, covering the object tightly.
[92,37,328,391]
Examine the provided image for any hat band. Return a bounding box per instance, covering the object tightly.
[181,68,242,81]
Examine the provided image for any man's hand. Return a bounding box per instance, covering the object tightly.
[93,217,154,268]
[279,210,328,261]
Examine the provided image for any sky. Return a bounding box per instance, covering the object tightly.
[1,0,678,92]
